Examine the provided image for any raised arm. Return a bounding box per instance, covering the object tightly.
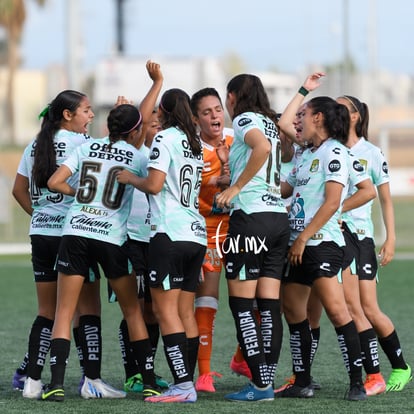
[134,60,164,149]
[278,72,325,141]
[140,61,163,123]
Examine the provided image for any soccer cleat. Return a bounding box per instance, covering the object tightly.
[364,372,386,396]
[80,377,126,399]
[40,384,65,402]
[78,375,85,394]
[124,373,144,393]
[124,373,169,393]
[195,371,222,392]
[274,383,314,398]
[274,374,295,393]
[155,374,170,389]
[311,376,322,390]
[225,382,274,402]
[274,374,320,393]
[142,385,162,399]
[12,371,26,391]
[346,382,367,401]
[144,382,197,403]
[22,377,43,399]
[229,355,252,380]
[386,364,412,392]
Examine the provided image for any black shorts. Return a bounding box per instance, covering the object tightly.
[355,237,378,280]
[30,235,60,282]
[283,241,344,286]
[31,235,100,283]
[224,210,289,281]
[342,222,377,280]
[342,222,358,272]
[57,235,129,279]
[124,238,149,300]
[148,233,206,292]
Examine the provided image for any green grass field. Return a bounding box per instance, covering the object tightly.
[0,255,413,413]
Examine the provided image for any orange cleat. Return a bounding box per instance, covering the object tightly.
[229,356,252,380]
[195,372,222,393]
[364,372,386,396]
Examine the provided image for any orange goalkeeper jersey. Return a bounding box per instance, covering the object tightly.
[199,129,233,220]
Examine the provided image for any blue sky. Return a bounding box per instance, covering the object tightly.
[19,0,413,75]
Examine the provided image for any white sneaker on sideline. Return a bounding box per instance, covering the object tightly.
[22,377,43,399]
[145,381,197,403]
[80,377,126,399]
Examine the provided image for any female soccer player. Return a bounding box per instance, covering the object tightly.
[42,104,159,401]
[12,90,108,399]
[117,88,207,403]
[338,94,411,393]
[276,73,374,401]
[190,87,233,392]
[215,74,290,402]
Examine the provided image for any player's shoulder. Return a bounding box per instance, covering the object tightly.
[324,139,347,156]
[22,138,36,155]
[56,129,88,144]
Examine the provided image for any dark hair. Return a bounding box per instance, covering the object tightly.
[159,88,201,156]
[340,95,369,139]
[106,104,142,150]
[32,90,87,188]
[307,96,350,145]
[226,74,279,125]
[190,87,223,117]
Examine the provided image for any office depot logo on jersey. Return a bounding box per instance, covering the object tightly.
[88,142,134,166]
[182,139,203,160]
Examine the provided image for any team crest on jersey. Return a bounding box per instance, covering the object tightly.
[149,147,160,160]
[352,159,364,172]
[328,159,341,172]
[359,159,368,171]
[238,117,252,127]
[310,159,319,172]
[382,161,388,174]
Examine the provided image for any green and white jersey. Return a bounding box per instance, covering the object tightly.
[287,138,351,246]
[229,111,286,214]
[17,129,89,236]
[61,137,147,246]
[281,143,304,182]
[127,145,151,242]
[281,143,305,207]
[342,137,389,239]
[147,126,207,245]
[346,151,371,193]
